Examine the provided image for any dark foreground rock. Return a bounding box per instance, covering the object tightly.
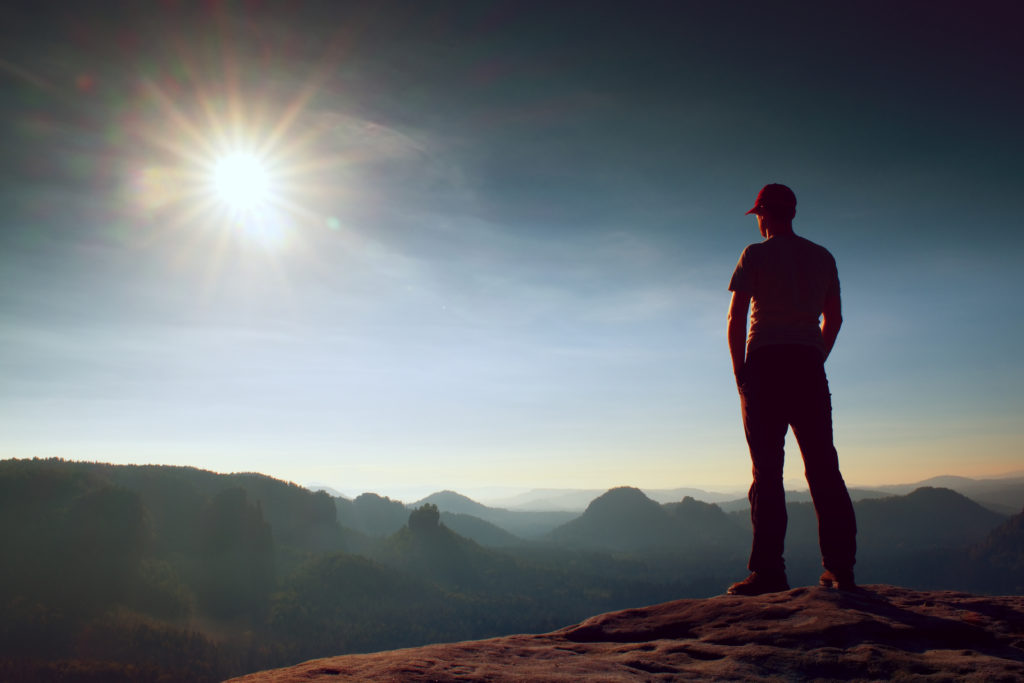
[229,585,1024,682]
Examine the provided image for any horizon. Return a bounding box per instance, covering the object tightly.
[310,468,1024,506]
[10,456,1021,508]
[2,3,1022,498]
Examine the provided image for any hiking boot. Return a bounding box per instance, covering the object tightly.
[727,571,790,596]
[819,569,856,590]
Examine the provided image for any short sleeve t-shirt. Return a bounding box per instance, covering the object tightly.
[728,234,839,356]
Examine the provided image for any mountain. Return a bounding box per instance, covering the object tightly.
[646,487,746,504]
[855,487,1007,550]
[738,487,1011,590]
[968,506,1024,594]
[0,458,347,565]
[361,506,680,624]
[413,490,493,517]
[226,585,1024,682]
[306,483,349,499]
[412,490,578,539]
[488,486,747,511]
[546,487,746,553]
[339,491,532,543]
[368,509,512,592]
[893,475,979,491]
[972,486,1024,516]
[0,458,351,681]
[487,488,606,511]
[547,487,670,552]
[875,475,1024,514]
[718,474,1024,516]
[663,496,749,547]
[718,486,892,513]
[727,486,1007,545]
[335,492,409,537]
[439,512,523,547]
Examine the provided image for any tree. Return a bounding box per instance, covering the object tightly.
[193,488,275,620]
[408,504,440,534]
[64,486,152,609]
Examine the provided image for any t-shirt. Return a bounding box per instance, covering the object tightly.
[728,233,839,356]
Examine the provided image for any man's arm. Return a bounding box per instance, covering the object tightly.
[728,290,751,384]
[821,293,842,359]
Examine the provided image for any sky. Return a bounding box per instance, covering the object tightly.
[1,1,1022,502]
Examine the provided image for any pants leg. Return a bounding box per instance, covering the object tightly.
[739,357,790,575]
[790,362,857,573]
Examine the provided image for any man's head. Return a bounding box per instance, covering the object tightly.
[745,183,797,222]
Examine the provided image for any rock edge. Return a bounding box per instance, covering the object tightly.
[228,585,1024,682]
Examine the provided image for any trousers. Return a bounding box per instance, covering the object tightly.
[738,344,857,575]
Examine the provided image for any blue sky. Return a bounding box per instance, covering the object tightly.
[1,1,1021,500]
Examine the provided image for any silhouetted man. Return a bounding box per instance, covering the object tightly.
[726,183,857,595]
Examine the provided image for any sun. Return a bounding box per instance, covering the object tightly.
[202,148,292,248]
[129,68,331,254]
[210,151,272,213]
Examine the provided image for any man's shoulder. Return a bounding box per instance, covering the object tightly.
[793,233,831,251]
[793,234,837,262]
[739,241,765,258]
[738,235,836,263]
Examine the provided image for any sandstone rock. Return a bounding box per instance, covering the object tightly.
[229,585,1024,682]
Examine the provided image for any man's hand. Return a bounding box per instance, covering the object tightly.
[728,290,751,386]
[821,293,843,359]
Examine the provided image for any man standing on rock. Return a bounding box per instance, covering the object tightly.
[726,183,857,595]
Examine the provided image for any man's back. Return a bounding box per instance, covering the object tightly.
[730,234,839,356]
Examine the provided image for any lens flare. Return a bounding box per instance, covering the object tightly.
[124,49,346,259]
[211,151,271,212]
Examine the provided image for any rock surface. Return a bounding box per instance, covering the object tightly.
[229,585,1024,682]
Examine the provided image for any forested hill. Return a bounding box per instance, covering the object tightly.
[0,458,352,680]
[2,458,1021,683]
[0,459,697,681]
[0,457,347,562]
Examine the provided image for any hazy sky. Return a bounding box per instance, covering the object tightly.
[2,1,1022,501]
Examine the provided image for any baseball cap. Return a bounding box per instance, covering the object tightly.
[745,183,797,216]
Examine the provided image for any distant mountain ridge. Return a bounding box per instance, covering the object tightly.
[411,490,577,540]
[547,487,747,553]
[733,486,1011,589]
[876,475,1024,515]
[321,473,1024,515]
[486,486,745,511]
[335,492,409,538]
[439,512,523,548]
[413,490,492,517]
[333,478,1020,558]
[857,486,1006,548]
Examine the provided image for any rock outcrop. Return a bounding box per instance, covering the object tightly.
[229,585,1024,682]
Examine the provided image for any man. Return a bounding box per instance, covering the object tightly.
[726,183,857,595]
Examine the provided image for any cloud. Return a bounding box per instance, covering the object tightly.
[309,111,427,161]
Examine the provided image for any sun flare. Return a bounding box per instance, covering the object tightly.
[129,66,335,256]
[202,148,291,248]
[211,151,272,213]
